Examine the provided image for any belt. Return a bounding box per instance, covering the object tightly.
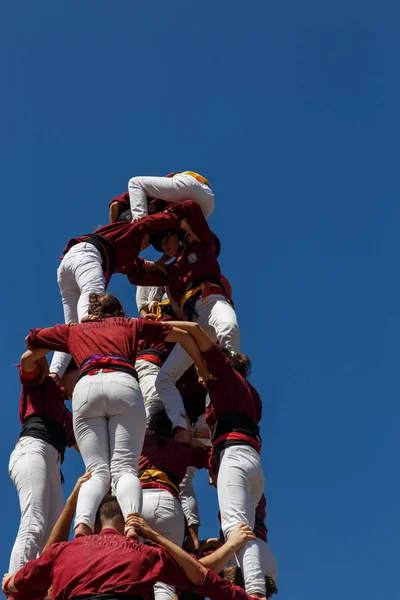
[78,355,138,383]
[139,468,180,497]
[136,349,166,367]
[175,171,210,187]
[180,282,224,320]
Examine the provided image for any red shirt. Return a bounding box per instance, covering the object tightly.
[27,318,172,368]
[19,370,75,447]
[13,529,195,599]
[195,569,255,599]
[139,436,210,487]
[136,315,175,362]
[202,343,262,432]
[127,201,222,302]
[64,211,181,275]
[254,494,268,543]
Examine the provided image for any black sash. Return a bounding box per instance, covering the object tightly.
[20,416,68,462]
[73,594,143,600]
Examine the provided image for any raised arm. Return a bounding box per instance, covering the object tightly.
[26,324,70,353]
[167,200,213,244]
[200,524,256,573]
[166,321,213,352]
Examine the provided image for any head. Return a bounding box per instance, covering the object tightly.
[151,230,182,257]
[220,348,251,379]
[81,293,126,322]
[148,408,173,445]
[94,494,124,534]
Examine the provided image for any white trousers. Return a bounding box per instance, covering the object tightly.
[218,445,265,597]
[128,174,215,220]
[50,242,105,379]
[179,414,212,526]
[135,359,163,426]
[72,371,146,531]
[136,285,165,314]
[141,488,185,600]
[8,437,63,573]
[156,294,240,430]
[258,538,278,585]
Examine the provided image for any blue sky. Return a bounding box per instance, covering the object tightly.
[3,1,399,598]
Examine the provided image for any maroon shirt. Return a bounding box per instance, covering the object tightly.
[254,494,268,543]
[19,369,75,446]
[27,318,172,368]
[127,201,222,302]
[194,569,255,599]
[139,436,210,487]
[13,529,195,599]
[202,343,262,432]
[64,211,181,276]
[136,315,175,360]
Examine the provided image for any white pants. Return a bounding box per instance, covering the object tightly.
[218,445,265,597]
[50,242,105,379]
[156,294,240,430]
[8,437,63,573]
[142,488,185,600]
[136,285,165,314]
[179,414,211,526]
[258,538,278,585]
[72,371,146,531]
[128,174,215,220]
[135,359,163,426]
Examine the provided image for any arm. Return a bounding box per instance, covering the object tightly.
[42,473,91,551]
[3,547,55,595]
[26,324,70,353]
[127,258,169,287]
[167,200,213,245]
[21,349,51,371]
[200,524,256,573]
[109,201,121,223]
[166,321,213,352]
[165,327,214,382]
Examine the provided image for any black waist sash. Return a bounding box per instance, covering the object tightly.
[81,233,116,279]
[77,355,139,383]
[73,594,143,600]
[20,416,68,462]
[212,412,261,464]
[136,348,167,363]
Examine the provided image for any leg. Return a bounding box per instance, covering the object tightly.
[155,344,194,431]
[104,372,146,519]
[197,295,241,352]
[42,457,64,550]
[72,375,111,532]
[8,438,58,572]
[141,489,185,600]
[135,360,163,426]
[73,243,105,321]
[179,466,200,527]
[217,446,265,597]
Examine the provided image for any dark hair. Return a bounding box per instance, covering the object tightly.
[81,293,126,322]
[151,229,183,253]
[220,348,251,379]
[210,231,221,258]
[148,409,173,445]
[94,494,124,530]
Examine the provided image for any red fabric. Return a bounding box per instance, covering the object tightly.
[212,432,261,454]
[13,529,195,599]
[202,343,262,432]
[27,318,172,369]
[195,568,255,599]
[63,211,181,276]
[108,191,129,210]
[220,274,233,303]
[136,315,175,359]
[254,494,268,542]
[127,201,222,303]
[19,370,75,447]
[139,436,210,488]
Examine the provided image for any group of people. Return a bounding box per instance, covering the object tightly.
[4,172,278,600]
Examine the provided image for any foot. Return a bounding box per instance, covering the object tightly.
[74,523,92,537]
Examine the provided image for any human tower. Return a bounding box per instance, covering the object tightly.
[4,172,278,600]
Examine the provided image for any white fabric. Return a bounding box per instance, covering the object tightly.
[218,445,265,597]
[72,371,146,531]
[141,488,185,600]
[135,359,163,426]
[50,242,105,379]
[258,538,278,585]
[136,285,165,314]
[8,437,64,572]
[179,414,212,526]
[128,174,215,220]
[156,294,240,430]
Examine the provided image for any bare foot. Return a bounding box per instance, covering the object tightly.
[74,523,92,537]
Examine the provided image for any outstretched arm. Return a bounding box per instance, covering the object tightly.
[166,321,213,352]
[165,326,214,382]
[200,524,256,573]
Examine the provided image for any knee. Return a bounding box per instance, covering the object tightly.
[218,322,241,351]
[90,465,111,488]
[128,176,142,190]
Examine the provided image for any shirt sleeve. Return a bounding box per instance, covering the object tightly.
[136,211,181,237]
[19,366,42,390]
[194,568,254,599]
[127,258,169,287]
[167,201,213,245]
[136,319,172,342]
[27,325,70,353]
[109,191,130,208]
[188,445,211,470]
[13,546,56,595]
[202,342,234,378]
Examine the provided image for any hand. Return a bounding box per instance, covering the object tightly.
[186,525,201,553]
[125,514,157,541]
[199,537,222,552]
[198,367,217,385]
[227,523,256,552]
[2,573,16,594]
[68,472,91,506]
[180,219,201,242]
[143,313,158,321]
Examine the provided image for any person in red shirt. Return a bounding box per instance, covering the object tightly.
[49,209,196,380]
[129,201,239,442]
[8,352,76,576]
[139,408,210,600]
[24,292,213,539]
[158,322,266,599]
[128,171,215,221]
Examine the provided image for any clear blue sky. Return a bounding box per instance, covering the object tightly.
[3,1,399,599]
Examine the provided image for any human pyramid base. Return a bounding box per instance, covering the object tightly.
[4,172,278,600]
